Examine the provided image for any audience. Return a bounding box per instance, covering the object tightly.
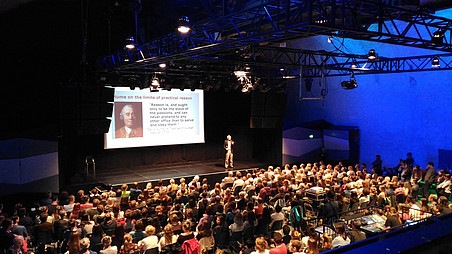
[0,156,451,254]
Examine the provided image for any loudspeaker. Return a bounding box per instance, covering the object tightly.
[250,93,287,128]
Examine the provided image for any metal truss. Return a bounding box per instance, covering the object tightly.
[98,0,452,71]
[102,46,452,81]
[243,46,452,77]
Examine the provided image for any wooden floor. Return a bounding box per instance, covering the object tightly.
[94,159,267,186]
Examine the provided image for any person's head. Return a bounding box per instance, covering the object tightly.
[145,225,156,236]
[182,220,191,232]
[123,233,133,246]
[101,235,112,248]
[80,238,90,253]
[135,219,144,231]
[321,233,333,249]
[307,237,319,254]
[334,222,346,235]
[407,152,412,157]
[289,240,302,253]
[273,232,283,245]
[12,235,24,250]
[120,104,135,128]
[255,237,268,252]
[428,162,434,168]
[352,219,362,230]
[227,135,231,140]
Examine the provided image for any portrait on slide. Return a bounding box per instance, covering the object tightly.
[114,102,143,138]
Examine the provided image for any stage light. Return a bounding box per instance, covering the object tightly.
[125,36,137,49]
[341,74,358,90]
[149,77,160,92]
[432,56,440,67]
[432,29,445,44]
[234,70,247,77]
[368,49,376,60]
[159,63,167,68]
[177,16,191,34]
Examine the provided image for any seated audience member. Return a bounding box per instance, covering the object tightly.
[9,235,25,254]
[319,233,333,252]
[159,224,177,251]
[0,219,15,254]
[119,234,139,254]
[287,239,302,254]
[177,221,195,245]
[269,206,284,229]
[436,174,451,197]
[80,237,97,254]
[349,220,366,243]
[379,207,402,231]
[332,223,350,248]
[129,219,146,242]
[139,225,158,251]
[251,237,269,254]
[306,237,319,254]
[67,231,81,254]
[269,232,287,254]
[100,235,117,254]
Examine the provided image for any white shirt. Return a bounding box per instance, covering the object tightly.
[125,126,132,137]
[140,235,159,250]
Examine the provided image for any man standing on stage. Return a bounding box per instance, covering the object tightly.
[224,135,234,169]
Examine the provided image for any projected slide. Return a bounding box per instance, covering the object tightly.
[104,88,204,149]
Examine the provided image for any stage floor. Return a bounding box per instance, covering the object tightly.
[94,159,267,186]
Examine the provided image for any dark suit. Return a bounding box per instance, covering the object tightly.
[423,167,437,197]
[224,139,234,168]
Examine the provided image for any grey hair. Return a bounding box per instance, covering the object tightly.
[119,104,135,120]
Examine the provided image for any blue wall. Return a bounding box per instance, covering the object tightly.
[284,8,452,169]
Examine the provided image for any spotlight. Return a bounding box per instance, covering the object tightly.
[341,74,358,90]
[177,16,191,34]
[368,49,376,60]
[432,29,445,44]
[125,36,136,49]
[159,63,167,68]
[150,77,160,92]
[432,56,440,67]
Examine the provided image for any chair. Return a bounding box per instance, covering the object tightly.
[160,243,181,254]
[145,247,159,254]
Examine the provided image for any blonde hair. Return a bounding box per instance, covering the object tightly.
[145,225,156,236]
[255,237,268,252]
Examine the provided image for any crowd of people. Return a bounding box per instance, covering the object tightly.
[1,156,451,254]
